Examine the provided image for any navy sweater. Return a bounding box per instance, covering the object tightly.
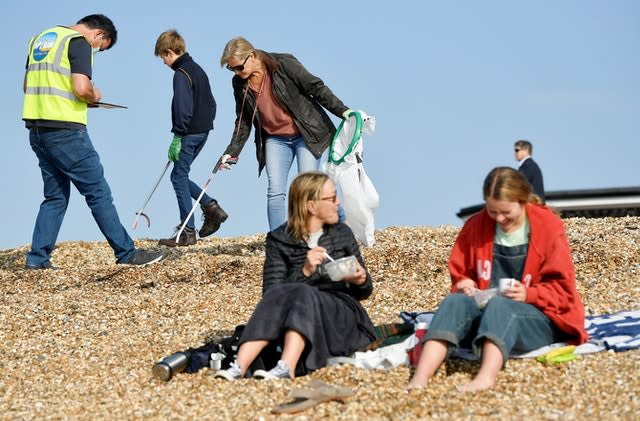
[170,53,216,136]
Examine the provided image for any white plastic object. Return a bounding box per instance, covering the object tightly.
[324,256,357,281]
[323,110,379,246]
[473,288,498,309]
[499,278,516,294]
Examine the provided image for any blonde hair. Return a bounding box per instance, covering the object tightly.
[219,37,254,66]
[154,29,185,56]
[483,167,543,205]
[287,171,330,241]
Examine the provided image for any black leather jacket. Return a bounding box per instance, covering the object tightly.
[223,52,349,175]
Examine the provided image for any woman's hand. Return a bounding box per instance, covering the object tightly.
[501,280,527,302]
[302,246,327,277]
[344,261,367,286]
[455,279,478,296]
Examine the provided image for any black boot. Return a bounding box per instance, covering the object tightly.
[158,226,197,247]
[199,200,228,238]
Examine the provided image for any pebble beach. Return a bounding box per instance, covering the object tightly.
[1,217,639,420]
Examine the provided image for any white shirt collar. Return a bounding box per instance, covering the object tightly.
[518,155,531,166]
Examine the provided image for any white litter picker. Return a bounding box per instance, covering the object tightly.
[323,110,379,246]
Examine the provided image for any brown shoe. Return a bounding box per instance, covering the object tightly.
[158,226,197,247]
[199,200,228,238]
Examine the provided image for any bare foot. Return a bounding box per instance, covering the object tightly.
[406,377,428,389]
[456,375,496,393]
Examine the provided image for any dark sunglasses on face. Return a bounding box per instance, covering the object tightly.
[319,194,338,203]
[514,148,521,152]
[226,55,250,72]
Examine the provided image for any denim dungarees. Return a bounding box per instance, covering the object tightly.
[424,241,566,362]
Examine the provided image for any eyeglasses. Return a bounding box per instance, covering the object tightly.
[514,148,521,152]
[319,194,338,203]
[226,55,250,72]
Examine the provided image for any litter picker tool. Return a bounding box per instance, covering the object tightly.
[174,155,237,240]
[132,161,171,230]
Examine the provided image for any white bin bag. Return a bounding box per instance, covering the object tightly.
[323,110,379,246]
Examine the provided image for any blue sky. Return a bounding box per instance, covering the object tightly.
[2,1,638,250]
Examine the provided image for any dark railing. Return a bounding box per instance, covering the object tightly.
[457,186,640,220]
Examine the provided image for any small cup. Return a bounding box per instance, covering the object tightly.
[210,352,225,371]
[499,278,516,294]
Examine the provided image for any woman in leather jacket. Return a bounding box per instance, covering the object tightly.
[218,37,356,231]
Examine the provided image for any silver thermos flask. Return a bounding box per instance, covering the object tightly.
[152,351,189,381]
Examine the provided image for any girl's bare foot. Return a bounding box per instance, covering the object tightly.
[456,374,496,393]
[407,376,428,389]
[458,340,502,392]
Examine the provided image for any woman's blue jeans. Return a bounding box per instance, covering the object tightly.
[27,128,135,266]
[424,294,564,362]
[265,135,319,230]
[170,132,213,229]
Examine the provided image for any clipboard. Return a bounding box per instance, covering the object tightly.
[88,102,128,109]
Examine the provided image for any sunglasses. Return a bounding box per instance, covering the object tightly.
[514,148,521,152]
[226,55,250,72]
[319,194,338,203]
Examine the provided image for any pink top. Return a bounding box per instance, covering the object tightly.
[251,73,299,137]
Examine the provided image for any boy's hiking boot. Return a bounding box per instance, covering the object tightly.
[124,249,167,266]
[199,200,228,238]
[158,226,197,247]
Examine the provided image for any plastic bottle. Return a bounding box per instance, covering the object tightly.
[408,322,428,367]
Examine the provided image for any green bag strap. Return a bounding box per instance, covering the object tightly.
[328,110,363,165]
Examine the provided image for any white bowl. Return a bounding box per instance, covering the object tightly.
[324,256,357,281]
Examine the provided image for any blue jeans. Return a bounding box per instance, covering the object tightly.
[265,135,319,230]
[27,128,134,266]
[424,294,564,362]
[170,132,214,229]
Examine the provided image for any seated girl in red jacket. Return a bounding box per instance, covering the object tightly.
[408,166,587,392]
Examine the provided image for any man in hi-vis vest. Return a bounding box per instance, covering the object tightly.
[22,14,166,269]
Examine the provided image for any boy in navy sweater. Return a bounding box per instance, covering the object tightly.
[155,30,227,246]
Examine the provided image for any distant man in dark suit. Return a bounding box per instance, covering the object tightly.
[514,140,545,201]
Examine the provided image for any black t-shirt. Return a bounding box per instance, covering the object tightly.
[25,36,92,129]
[67,37,92,78]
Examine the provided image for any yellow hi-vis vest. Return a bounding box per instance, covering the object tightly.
[23,26,89,125]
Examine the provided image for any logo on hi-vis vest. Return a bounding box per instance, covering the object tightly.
[32,32,57,61]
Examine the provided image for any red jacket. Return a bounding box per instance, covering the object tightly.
[448,204,588,344]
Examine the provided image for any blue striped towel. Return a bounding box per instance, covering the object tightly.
[400,309,640,357]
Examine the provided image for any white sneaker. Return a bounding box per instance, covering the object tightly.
[214,361,242,381]
[253,360,291,380]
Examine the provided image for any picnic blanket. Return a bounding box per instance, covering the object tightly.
[327,310,640,370]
